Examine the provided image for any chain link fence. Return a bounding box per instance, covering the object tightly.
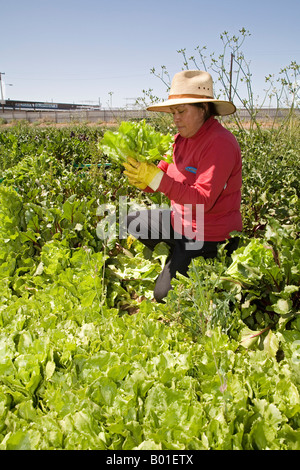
[0,107,299,124]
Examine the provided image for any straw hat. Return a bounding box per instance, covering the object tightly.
[147,70,236,116]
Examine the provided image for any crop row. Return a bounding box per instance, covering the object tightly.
[0,122,299,449]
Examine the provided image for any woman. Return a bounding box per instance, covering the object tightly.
[123,70,242,302]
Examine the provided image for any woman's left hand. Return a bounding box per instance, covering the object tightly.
[123,157,163,190]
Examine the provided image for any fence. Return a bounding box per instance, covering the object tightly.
[0,108,149,124]
[0,107,299,124]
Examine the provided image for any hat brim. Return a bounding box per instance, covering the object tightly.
[147,98,236,116]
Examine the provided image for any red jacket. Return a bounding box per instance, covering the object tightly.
[155,117,243,241]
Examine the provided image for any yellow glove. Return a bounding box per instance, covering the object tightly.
[123,158,147,189]
[123,157,163,191]
[127,176,147,190]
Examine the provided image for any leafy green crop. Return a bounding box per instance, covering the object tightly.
[0,123,299,450]
[98,120,173,165]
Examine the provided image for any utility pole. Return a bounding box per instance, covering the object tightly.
[0,72,5,112]
[229,54,234,102]
[108,91,113,108]
[0,72,5,101]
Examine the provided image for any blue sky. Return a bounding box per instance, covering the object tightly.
[1,0,299,108]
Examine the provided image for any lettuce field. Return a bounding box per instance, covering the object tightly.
[0,119,299,450]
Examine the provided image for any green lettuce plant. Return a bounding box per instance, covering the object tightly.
[98,120,173,165]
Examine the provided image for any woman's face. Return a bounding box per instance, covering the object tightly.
[170,104,207,138]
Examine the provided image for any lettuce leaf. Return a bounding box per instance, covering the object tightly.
[98,120,173,165]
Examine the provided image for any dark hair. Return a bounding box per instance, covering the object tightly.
[192,102,216,120]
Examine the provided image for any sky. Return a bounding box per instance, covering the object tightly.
[1,0,299,108]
